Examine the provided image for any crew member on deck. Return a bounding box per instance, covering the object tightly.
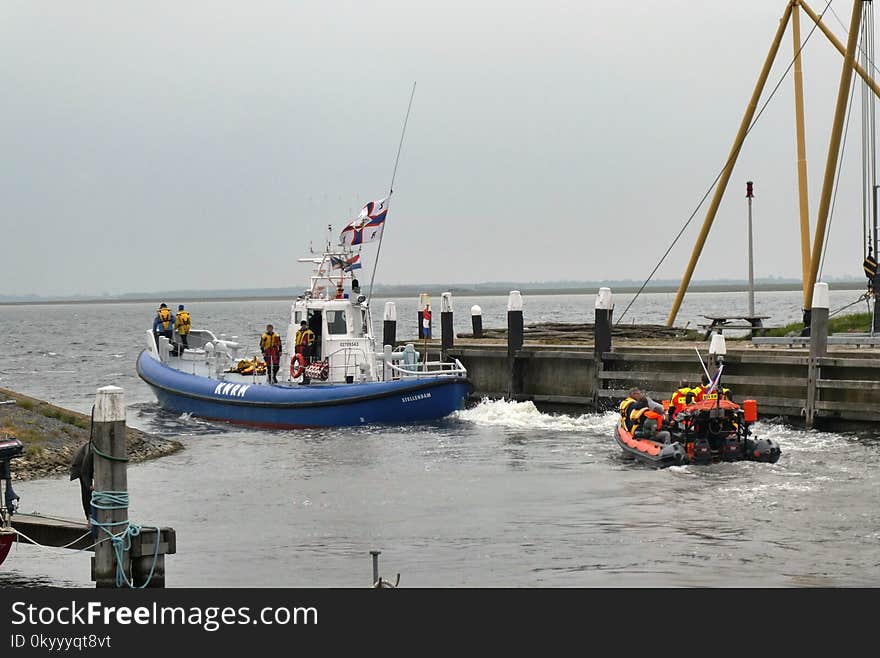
[295,320,316,362]
[619,387,664,433]
[260,324,283,384]
[152,303,175,350]
[174,304,191,354]
[669,379,697,418]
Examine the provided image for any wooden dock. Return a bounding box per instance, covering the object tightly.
[372,285,873,430]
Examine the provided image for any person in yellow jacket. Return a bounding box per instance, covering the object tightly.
[619,388,664,434]
[260,324,283,384]
[174,304,192,354]
[152,303,175,348]
[669,379,696,418]
[295,320,316,362]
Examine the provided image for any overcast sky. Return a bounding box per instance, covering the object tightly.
[1,1,877,297]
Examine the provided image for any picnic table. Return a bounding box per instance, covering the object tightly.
[700,315,770,340]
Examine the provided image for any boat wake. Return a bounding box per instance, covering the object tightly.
[454,398,614,434]
[751,421,854,453]
[131,402,240,436]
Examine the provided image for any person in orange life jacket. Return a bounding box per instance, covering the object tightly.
[422,304,432,339]
[691,374,711,402]
[152,303,175,349]
[669,378,697,420]
[174,304,191,354]
[260,324,283,384]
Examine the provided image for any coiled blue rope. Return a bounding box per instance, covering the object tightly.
[90,490,160,588]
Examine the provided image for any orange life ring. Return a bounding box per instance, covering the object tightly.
[290,353,306,378]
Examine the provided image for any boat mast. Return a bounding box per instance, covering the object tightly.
[366,82,417,307]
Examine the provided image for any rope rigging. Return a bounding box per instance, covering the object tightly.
[616,1,835,326]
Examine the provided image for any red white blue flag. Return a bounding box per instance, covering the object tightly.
[330,254,362,272]
[339,197,389,247]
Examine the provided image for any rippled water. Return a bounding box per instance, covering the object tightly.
[0,293,878,587]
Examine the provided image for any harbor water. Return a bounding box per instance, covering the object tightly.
[0,290,878,587]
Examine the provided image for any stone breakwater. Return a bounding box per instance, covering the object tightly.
[0,386,182,481]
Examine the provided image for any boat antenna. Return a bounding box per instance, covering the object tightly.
[694,347,711,383]
[367,81,417,306]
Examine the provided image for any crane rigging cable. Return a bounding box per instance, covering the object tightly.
[616,1,835,326]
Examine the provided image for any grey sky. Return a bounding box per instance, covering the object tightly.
[1,1,876,296]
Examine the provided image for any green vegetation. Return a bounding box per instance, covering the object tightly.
[25,444,45,459]
[15,399,33,411]
[2,425,45,446]
[764,312,871,337]
[38,406,87,428]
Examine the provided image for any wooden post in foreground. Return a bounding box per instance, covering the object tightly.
[90,385,174,587]
[92,385,128,588]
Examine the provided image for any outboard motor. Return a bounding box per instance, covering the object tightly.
[0,436,24,518]
[745,437,782,463]
[659,442,689,466]
[721,437,742,462]
[692,438,712,465]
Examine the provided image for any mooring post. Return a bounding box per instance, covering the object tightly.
[507,291,524,399]
[92,385,128,588]
[383,301,397,348]
[806,282,829,429]
[370,550,380,586]
[440,292,454,361]
[471,305,483,338]
[594,288,613,410]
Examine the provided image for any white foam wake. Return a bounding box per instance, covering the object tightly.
[453,398,615,433]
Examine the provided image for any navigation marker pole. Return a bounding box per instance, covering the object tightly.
[747,181,756,317]
[366,82,417,307]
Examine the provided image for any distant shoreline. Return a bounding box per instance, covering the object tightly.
[0,281,868,306]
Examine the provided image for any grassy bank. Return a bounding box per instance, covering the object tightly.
[0,387,182,481]
[764,312,872,337]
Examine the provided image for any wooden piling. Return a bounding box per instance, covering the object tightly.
[593,288,613,411]
[91,385,129,588]
[507,291,524,399]
[383,301,397,348]
[440,292,454,361]
[806,283,829,429]
[471,305,483,339]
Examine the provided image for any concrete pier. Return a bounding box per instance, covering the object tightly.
[440,341,880,429]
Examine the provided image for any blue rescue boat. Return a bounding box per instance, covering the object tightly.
[137,239,471,428]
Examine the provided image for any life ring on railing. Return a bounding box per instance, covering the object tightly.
[290,353,306,379]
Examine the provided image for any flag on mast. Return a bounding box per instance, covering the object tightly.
[339,197,389,247]
[330,254,362,272]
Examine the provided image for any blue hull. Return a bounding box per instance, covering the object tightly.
[136,350,470,428]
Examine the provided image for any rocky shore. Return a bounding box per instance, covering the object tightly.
[0,387,182,481]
